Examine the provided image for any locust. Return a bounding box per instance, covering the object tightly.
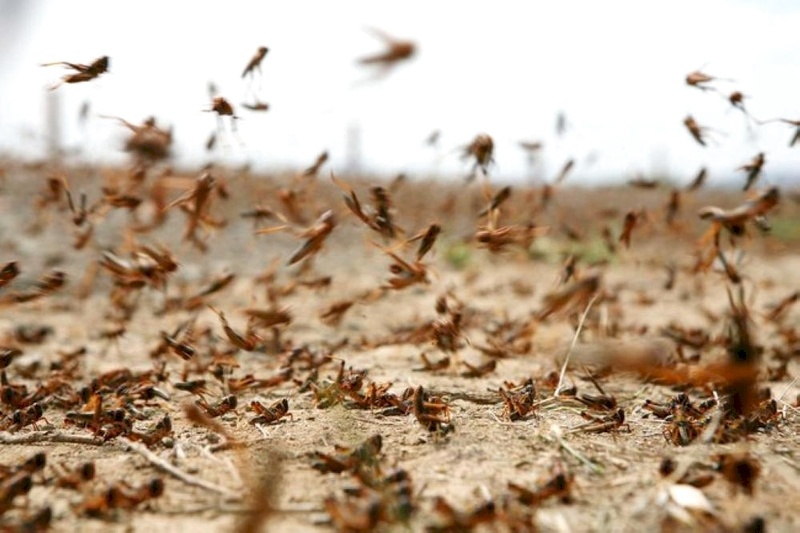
[687,167,707,191]
[77,478,164,517]
[684,115,711,146]
[320,300,355,327]
[43,55,109,89]
[283,210,336,265]
[241,100,269,112]
[554,158,575,184]
[209,305,259,351]
[738,152,765,191]
[498,379,536,421]
[697,187,779,248]
[311,434,383,475]
[249,398,292,425]
[52,462,96,490]
[165,172,223,250]
[332,175,401,239]
[568,408,629,434]
[727,91,753,118]
[429,497,497,531]
[196,394,238,418]
[0,270,66,306]
[357,27,415,76]
[205,96,241,144]
[508,461,574,506]
[183,272,235,310]
[303,151,329,177]
[101,115,173,161]
[463,134,495,175]
[378,245,429,290]
[538,273,601,320]
[413,353,450,372]
[242,46,269,79]
[619,210,640,248]
[410,224,441,262]
[685,70,731,91]
[665,189,681,226]
[412,386,452,433]
[477,186,511,218]
[128,415,172,447]
[0,473,33,515]
[0,262,19,289]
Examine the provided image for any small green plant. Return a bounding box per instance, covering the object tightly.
[768,217,800,242]
[444,242,472,270]
[528,235,616,264]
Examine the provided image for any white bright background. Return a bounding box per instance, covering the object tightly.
[1,0,798,185]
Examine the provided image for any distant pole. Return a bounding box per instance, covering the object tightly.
[526,153,543,185]
[519,142,544,185]
[345,122,362,176]
[44,87,62,159]
[650,146,669,182]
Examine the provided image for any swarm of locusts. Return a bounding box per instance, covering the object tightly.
[0,44,795,532]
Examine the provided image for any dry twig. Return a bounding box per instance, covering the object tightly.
[121,438,241,500]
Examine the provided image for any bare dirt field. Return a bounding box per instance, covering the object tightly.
[0,160,798,532]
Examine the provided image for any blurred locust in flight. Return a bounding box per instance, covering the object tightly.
[0,262,19,290]
[208,96,238,122]
[303,151,329,178]
[255,210,337,266]
[358,28,415,70]
[242,46,270,100]
[462,134,495,178]
[356,27,415,84]
[42,56,109,90]
[475,185,545,253]
[619,210,641,248]
[538,273,601,320]
[241,100,270,112]
[760,117,800,147]
[287,210,336,265]
[738,152,765,191]
[242,46,269,79]
[687,167,707,191]
[100,115,173,162]
[698,187,779,248]
[685,70,732,92]
[683,115,713,147]
[332,174,402,239]
[375,223,441,290]
[205,97,241,145]
[166,172,224,250]
[726,91,751,117]
[554,159,575,184]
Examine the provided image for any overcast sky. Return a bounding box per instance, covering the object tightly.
[1,0,798,185]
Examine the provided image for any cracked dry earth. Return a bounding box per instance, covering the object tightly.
[0,164,799,532]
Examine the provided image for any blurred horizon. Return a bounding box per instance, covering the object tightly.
[1,0,798,187]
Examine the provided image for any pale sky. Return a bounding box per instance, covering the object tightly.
[1,0,798,185]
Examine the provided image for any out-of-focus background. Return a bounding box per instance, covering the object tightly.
[1,0,798,184]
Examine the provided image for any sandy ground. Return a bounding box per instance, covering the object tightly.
[0,160,799,532]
